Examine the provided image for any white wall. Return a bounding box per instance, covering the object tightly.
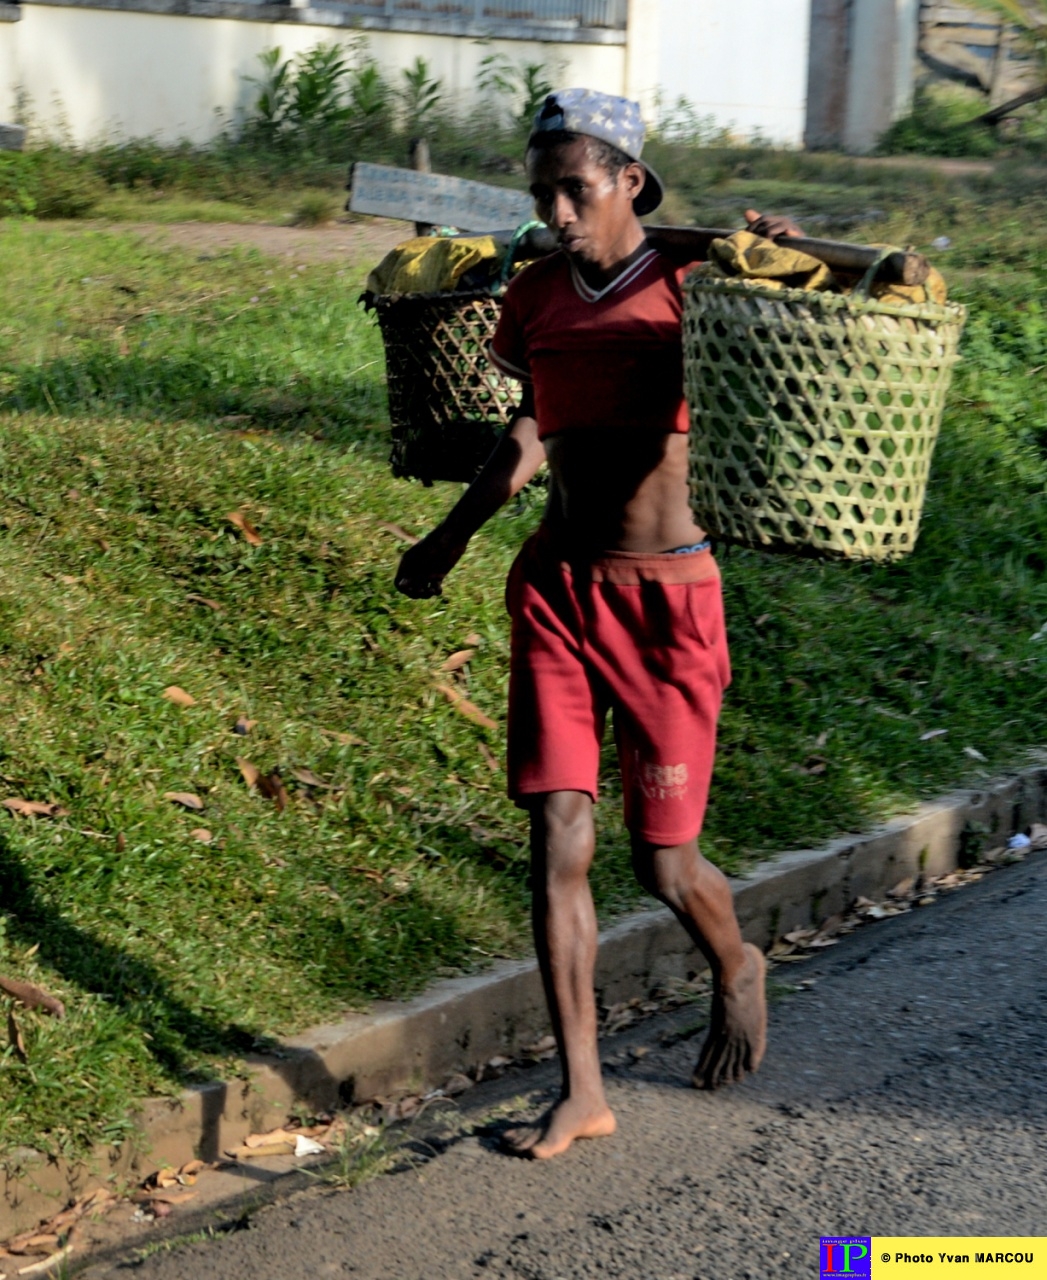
[0,5,626,145]
[651,0,812,146]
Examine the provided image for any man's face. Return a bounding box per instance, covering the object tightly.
[526,137,645,266]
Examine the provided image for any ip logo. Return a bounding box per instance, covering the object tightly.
[820,1237,872,1278]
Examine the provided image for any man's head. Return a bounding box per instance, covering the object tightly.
[525,89,662,267]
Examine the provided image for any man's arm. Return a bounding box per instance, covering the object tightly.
[395,387,544,599]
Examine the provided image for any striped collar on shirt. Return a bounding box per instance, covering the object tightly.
[567,248,659,303]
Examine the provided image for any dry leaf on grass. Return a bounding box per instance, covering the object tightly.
[439,649,475,672]
[233,715,256,736]
[291,768,330,789]
[163,792,204,812]
[477,741,500,772]
[236,761,288,811]
[0,976,65,1019]
[319,728,363,746]
[7,1009,27,1063]
[2,799,68,820]
[435,684,497,731]
[186,593,223,612]
[376,521,419,545]
[162,686,196,708]
[226,511,263,547]
[237,759,260,789]
[920,728,948,741]
[190,828,212,844]
[464,632,482,646]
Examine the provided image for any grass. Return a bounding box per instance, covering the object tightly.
[0,149,1045,1166]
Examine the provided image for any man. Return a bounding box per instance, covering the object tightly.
[396,88,800,1159]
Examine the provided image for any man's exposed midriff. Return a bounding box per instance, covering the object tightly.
[543,428,707,555]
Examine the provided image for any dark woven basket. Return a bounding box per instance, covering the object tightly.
[374,289,522,485]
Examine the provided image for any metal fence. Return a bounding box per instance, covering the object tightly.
[326,0,627,27]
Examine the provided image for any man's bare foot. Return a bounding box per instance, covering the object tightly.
[502,1095,617,1159]
[693,943,767,1090]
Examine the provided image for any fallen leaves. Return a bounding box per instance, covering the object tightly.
[162,685,196,708]
[0,1187,116,1273]
[435,683,497,731]
[376,521,419,545]
[768,825,1047,963]
[439,649,475,672]
[291,767,330,789]
[233,714,256,736]
[2,799,68,820]
[0,976,65,1019]
[190,828,213,844]
[237,759,289,812]
[319,727,363,746]
[7,1008,27,1062]
[186,592,222,611]
[226,511,263,546]
[163,791,204,812]
[225,1122,337,1161]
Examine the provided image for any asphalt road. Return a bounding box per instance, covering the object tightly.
[84,853,1047,1280]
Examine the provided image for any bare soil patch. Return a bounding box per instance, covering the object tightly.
[124,217,415,265]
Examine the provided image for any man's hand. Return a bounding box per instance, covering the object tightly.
[394,526,469,599]
[745,208,804,240]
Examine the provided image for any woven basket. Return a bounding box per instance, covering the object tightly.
[682,277,967,562]
[374,289,521,485]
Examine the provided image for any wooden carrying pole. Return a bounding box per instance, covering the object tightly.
[498,225,930,287]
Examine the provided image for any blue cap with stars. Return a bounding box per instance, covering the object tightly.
[528,87,664,217]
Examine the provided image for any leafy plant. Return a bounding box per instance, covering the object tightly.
[246,47,294,143]
[477,53,552,131]
[0,149,105,219]
[399,57,444,134]
[348,61,392,127]
[290,43,352,139]
[290,190,339,226]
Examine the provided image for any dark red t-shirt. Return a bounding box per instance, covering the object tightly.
[489,248,697,441]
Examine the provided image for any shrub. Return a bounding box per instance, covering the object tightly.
[0,148,106,219]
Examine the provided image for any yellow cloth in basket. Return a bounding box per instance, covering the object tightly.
[690,230,948,304]
[366,236,501,296]
[692,230,835,291]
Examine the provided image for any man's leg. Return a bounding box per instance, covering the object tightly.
[504,789,617,1159]
[632,836,766,1088]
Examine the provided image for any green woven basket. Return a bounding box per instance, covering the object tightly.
[682,276,967,562]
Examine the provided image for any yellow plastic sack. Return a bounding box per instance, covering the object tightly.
[365,235,501,296]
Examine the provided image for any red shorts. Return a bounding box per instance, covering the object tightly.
[506,527,731,846]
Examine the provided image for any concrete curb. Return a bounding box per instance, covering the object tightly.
[4,764,1045,1238]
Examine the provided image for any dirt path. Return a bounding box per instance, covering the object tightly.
[123,218,416,265]
[79,851,1047,1280]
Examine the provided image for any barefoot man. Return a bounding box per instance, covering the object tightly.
[395,88,800,1158]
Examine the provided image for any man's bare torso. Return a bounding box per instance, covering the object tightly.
[543,429,707,555]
